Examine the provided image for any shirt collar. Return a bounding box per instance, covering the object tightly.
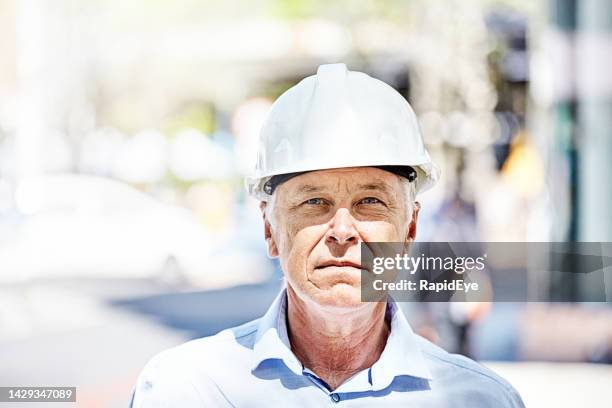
[251,289,433,390]
[369,299,433,389]
[251,289,303,376]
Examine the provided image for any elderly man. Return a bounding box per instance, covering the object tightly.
[131,64,524,407]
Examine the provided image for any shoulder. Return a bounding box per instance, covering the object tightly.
[147,317,260,371]
[416,336,525,407]
[131,319,261,407]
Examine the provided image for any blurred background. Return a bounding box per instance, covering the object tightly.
[0,0,611,406]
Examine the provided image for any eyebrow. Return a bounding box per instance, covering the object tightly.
[356,183,394,195]
[295,184,327,194]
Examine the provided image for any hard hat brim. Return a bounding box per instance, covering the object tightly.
[246,162,439,200]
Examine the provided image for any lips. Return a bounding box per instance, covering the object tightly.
[315,260,365,271]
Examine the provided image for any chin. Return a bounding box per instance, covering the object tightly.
[309,283,363,309]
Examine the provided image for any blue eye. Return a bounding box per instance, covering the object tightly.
[360,197,381,205]
[304,198,325,205]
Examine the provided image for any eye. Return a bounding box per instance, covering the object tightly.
[360,197,383,205]
[303,198,326,205]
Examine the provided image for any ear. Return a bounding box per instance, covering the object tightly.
[260,201,279,258]
[406,201,421,242]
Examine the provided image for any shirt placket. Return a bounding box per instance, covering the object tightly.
[301,366,344,404]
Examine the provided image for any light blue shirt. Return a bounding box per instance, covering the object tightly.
[131,290,524,407]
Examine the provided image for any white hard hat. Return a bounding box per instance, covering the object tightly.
[245,63,439,199]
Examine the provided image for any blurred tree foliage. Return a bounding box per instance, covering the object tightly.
[164,103,216,136]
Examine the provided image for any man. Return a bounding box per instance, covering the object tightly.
[131,64,524,407]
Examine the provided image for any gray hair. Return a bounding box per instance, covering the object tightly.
[263,178,417,228]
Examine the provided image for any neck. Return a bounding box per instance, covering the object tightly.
[286,287,390,390]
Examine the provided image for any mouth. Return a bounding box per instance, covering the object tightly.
[315,260,366,271]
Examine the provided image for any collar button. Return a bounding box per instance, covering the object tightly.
[330,393,341,403]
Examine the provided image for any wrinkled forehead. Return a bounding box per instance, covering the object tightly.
[276,167,405,197]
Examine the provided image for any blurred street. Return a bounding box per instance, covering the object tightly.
[0,278,283,407]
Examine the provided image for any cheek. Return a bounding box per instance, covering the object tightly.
[357,219,407,241]
[278,224,327,279]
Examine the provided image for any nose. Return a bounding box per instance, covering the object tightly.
[326,208,359,246]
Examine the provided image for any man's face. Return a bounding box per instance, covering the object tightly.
[262,167,419,309]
